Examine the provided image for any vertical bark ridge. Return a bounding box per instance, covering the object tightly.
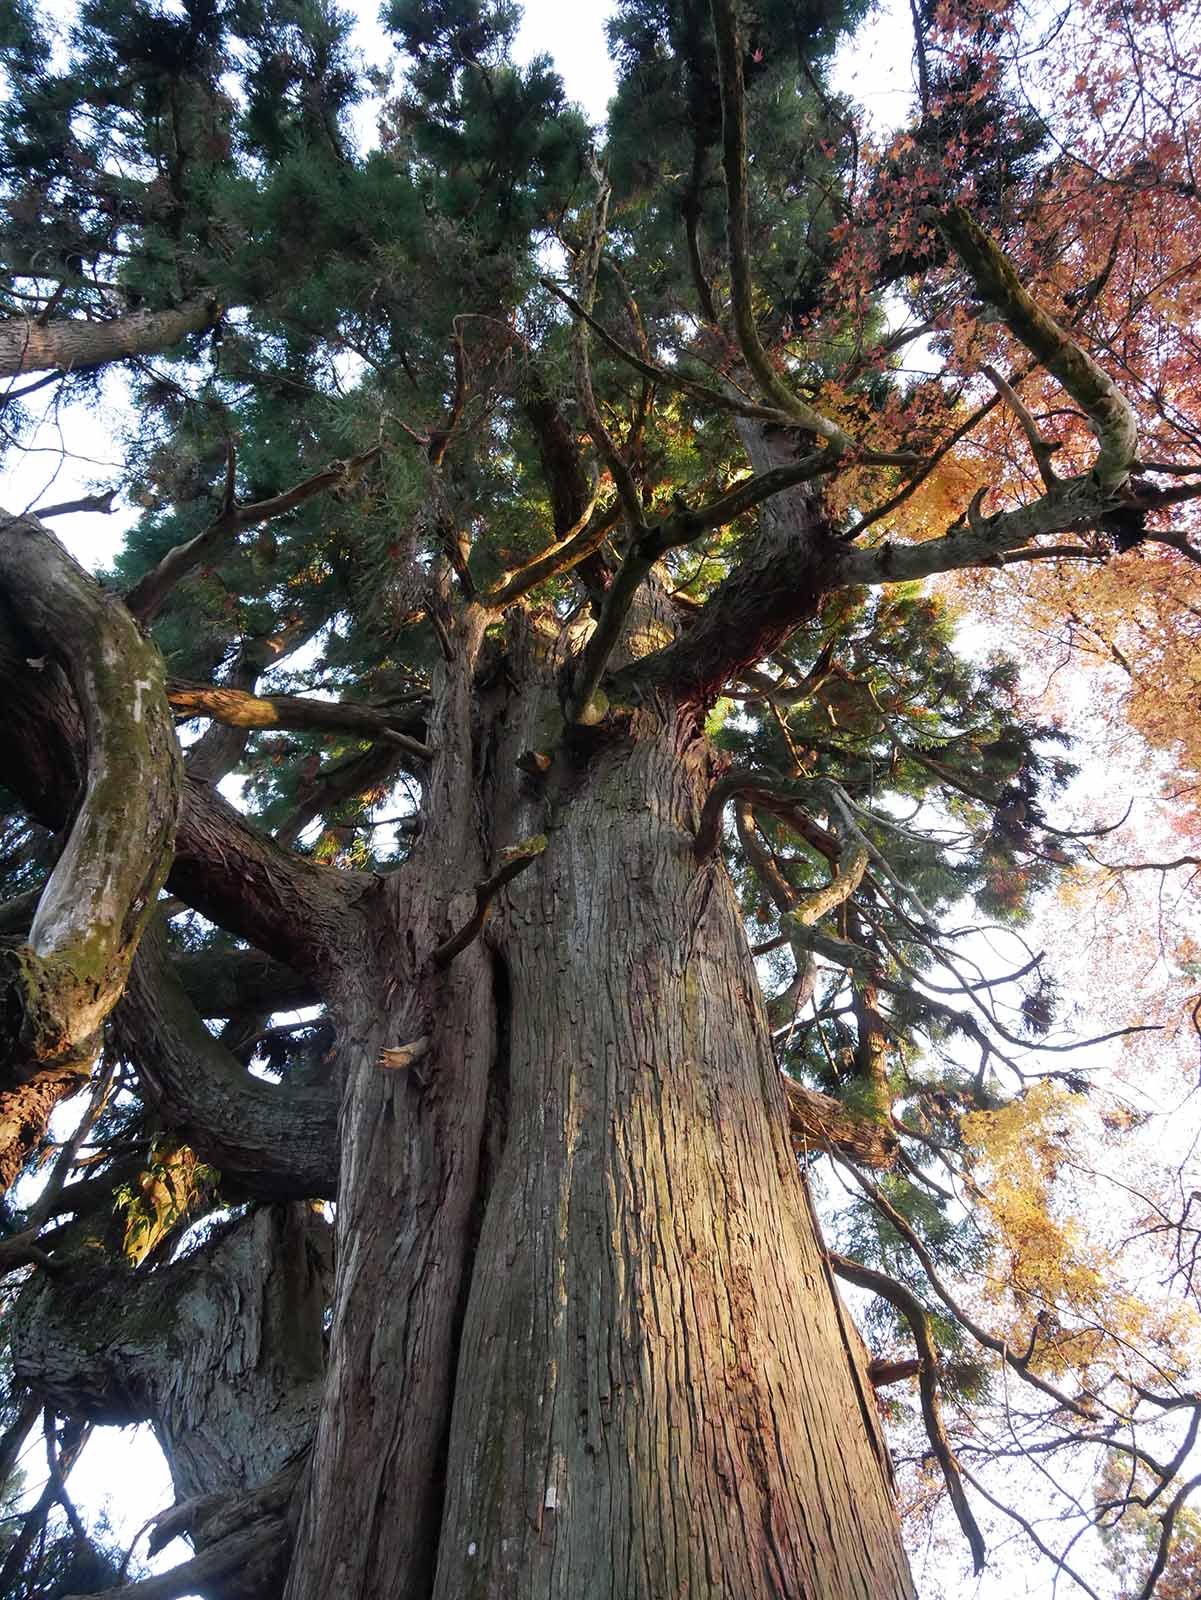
[432,703,914,1599]
[286,602,500,1600]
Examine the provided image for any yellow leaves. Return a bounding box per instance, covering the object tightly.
[962,1082,1099,1306]
[961,1078,1071,1165]
[113,1139,218,1267]
[961,1083,1201,1383]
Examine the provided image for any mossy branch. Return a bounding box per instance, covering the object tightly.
[933,207,1137,491]
[0,509,181,1111]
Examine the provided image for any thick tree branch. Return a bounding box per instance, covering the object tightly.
[116,925,337,1201]
[13,1203,329,1590]
[838,218,1140,587]
[614,424,842,704]
[0,296,219,379]
[172,947,316,1019]
[481,499,615,611]
[0,630,366,987]
[66,1516,291,1600]
[33,489,119,520]
[783,1078,897,1169]
[271,742,409,851]
[168,681,431,759]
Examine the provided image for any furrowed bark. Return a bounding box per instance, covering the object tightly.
[285,600,498,1600]
[0,509,181,1188]
[0,297,219,378]
[783,1076,898,1168]
[430,677,914,1597]
[14,1203,329,1495]
[171,777,366,981]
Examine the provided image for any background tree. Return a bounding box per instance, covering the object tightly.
[0,0,1199,1596]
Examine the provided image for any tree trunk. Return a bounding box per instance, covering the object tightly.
[284,602,915,1598]
[2,517,915,1599]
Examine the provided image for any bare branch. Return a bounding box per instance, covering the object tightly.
[982,363,1060,489]
[432,836,547,967]
[32,489,119,520]
[125,443,381,624]
[167,680,431,760]
[829,1250,987,1573]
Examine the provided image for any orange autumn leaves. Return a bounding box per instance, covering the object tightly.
[960,1083,1200,1387]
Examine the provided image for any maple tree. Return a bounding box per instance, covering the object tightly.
[0,0,1200,1596]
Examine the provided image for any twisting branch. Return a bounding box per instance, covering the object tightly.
[1132,1468,1201,1600]
[841,1164,1139,1431]
[0,510,181,1187]
[116,919,338,1201]
[829,1250,987,1573]
[840,216,1139,587]
[957,1463,1102,1600]
[695,772,808,862]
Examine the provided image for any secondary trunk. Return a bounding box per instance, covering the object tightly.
[285,603,915,1599]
